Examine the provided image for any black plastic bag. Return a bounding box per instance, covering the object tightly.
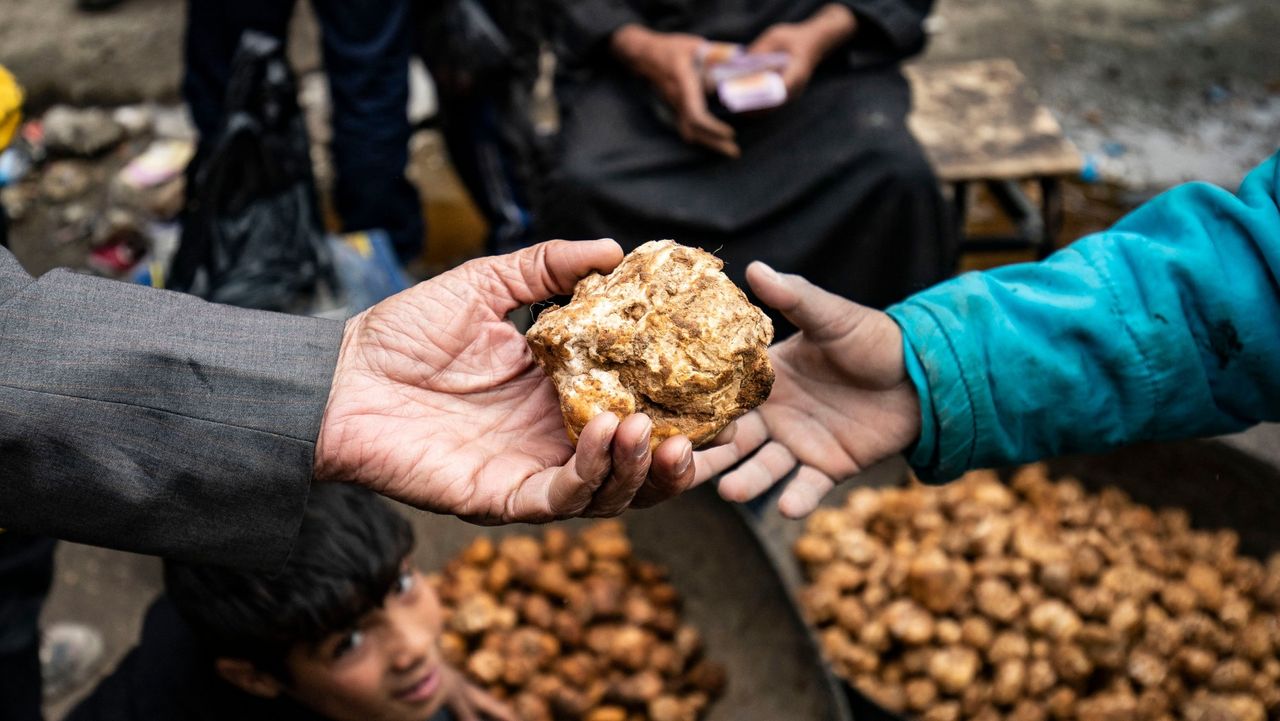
[170,31,329,313]
[419,0,514,96]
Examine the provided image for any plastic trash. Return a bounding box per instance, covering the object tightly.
[323,229,412,315]
[119,139,194,189]
[19,120,45,158]
[1080,152,1132,186]
[130,221,182,289]
[0,146,31,186]
[168,31,332,313]
[1101,141,1128,158]
[419,0,513,94]
[0,66,29,215]
[1080,155,1101,184]
[87,216,149,276]
[0,64,22,151]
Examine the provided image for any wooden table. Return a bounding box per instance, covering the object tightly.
[905,59,1084,259]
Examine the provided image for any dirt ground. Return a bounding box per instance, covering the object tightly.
[926,0,1280,190]
[4,0,1277,188]
[3,0,1279,717]
[0,0,321,109]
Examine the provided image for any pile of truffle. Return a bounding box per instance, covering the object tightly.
[430,522,727,721]
[794,465,1280,721]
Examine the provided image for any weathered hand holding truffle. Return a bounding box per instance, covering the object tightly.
[527,240,774,450]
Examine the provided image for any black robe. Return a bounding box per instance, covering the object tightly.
[66,599,453,721]
[543,0,954,330]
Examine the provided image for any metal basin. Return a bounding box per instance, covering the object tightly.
[749,431,1280,721]
[407,483,852,721]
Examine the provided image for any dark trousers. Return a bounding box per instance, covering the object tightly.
[436,91,536,256]
[183,0,424,262]
[0,534,56,721]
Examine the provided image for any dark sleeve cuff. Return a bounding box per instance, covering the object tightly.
[559,0,644,54]
[836,0,931,62]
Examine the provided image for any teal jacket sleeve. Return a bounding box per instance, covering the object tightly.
[887,151,1280,482]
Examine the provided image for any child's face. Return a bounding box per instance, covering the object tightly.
[283,565,451,721]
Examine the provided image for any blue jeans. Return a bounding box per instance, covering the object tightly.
[183,0,424,262]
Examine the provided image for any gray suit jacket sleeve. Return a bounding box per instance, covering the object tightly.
[0,247,344,569]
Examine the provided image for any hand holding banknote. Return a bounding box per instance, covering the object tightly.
[748,4,858,97]
[611,25,741,158]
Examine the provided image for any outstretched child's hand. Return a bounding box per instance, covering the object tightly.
[697,262,921,517]
[441,667,518,721]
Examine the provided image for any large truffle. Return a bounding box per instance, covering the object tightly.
[527,240,774,449]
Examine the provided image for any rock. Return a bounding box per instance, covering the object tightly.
[112,105,155,137]
[151,105,197,141]
[1,184,34,222]
[42,106,125,157]
[39,160,93,202]
[52,203,95,247]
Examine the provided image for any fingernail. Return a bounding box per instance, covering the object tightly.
[676,444,693,475]
[635,428,652,459]
[756,262,780,283]
[601,416,619,453]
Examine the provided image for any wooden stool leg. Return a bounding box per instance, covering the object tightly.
[987,180,1042,240]
[1039,177,1063,259]
[951,180,969,268]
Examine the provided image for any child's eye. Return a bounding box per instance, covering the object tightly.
[332,630,364,660]
[394,570,416,595]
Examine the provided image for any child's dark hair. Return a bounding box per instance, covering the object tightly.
[164,483,414,680]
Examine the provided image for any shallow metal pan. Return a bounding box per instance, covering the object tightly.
[408,482,854,721]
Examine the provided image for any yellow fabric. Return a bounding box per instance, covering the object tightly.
[0,65,23,150]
